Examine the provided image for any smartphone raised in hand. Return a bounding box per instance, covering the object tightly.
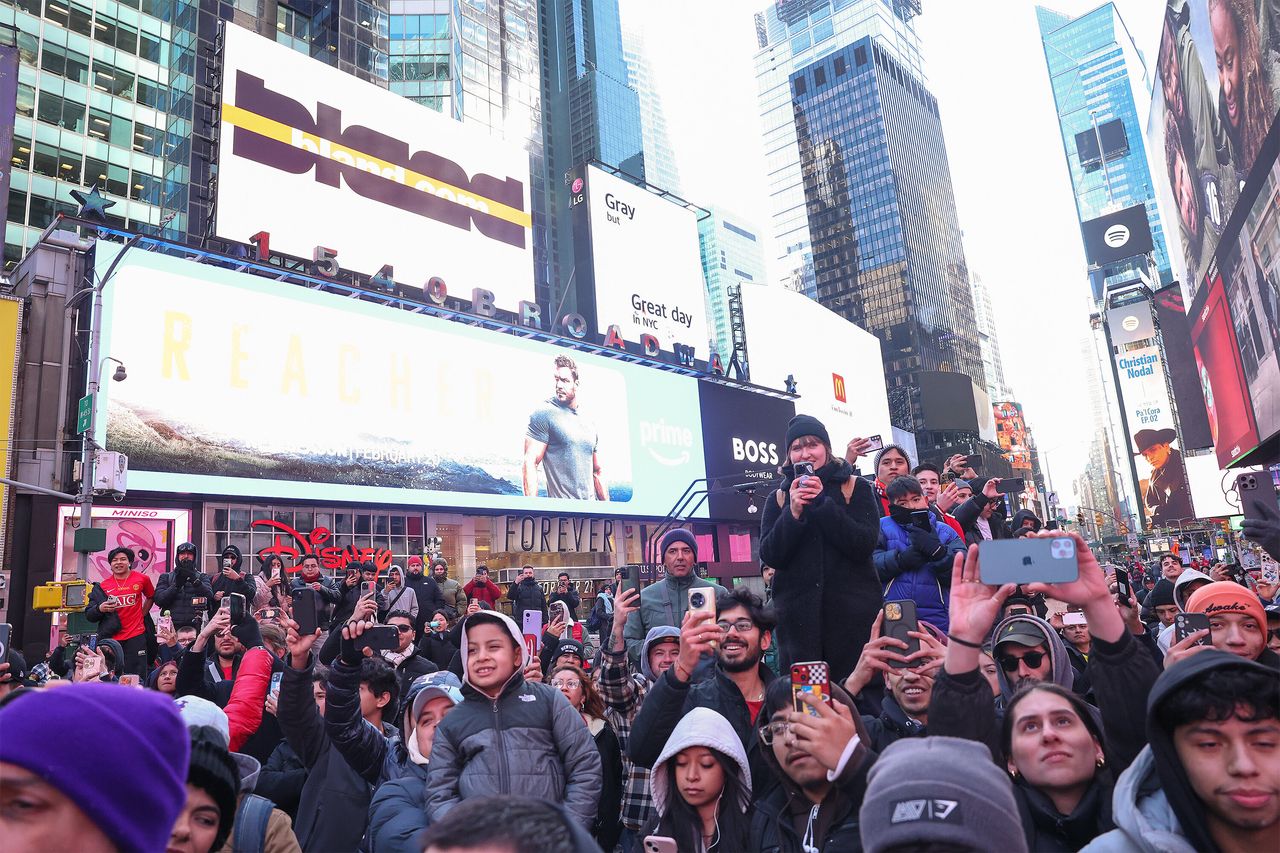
[356,625,399,654]
[619,565,643,598]
[978,538,1080,585]
[1174,612,1211,646]
[865,435,884,452]
[793,461,815,480]
[291,587,320,636]
[521,609,543,652]
[1115,567,1132,604]
[882,601,921,668]
[996,477,1026,495]
[791,661,830,716]
[228,592,247,625]
[361,580,378,598]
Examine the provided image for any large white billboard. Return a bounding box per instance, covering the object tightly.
[95,245,708,519]
[582,166,709,355]
[738,284,892,453]
[215,24,534,311]
[1114,345,1194,527]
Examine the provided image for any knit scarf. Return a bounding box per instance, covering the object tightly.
[381,648,412,668]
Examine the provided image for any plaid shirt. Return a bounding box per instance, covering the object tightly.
[28,660,53,686]
[594,644,654,831]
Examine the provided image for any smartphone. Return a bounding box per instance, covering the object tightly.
[222,557,235,571]
[522,610,543,652]
[228,592,246,625]
[793,461,815,480]
[881,600,921,668]
[1175,612,1211,646]
[1262,559,1280,585]
[910,510,932,530]
[119,674,141,688]
[1113,567,1131,602]
[1005,604,1032,616]
[791,661,830,716]
[257,608,281,622]
[619,565,643,598]
[865,435,884,452]
[0,623,10,660]
[269,671,283,699]
[1238,472,1280,522]
[978,538,1080,585]
[361,580,378,597]
[291,588,320,635]
[357,625,400,654]
[88,636,98,652]
[688,587,716,619]
[1062,611,1088,626]
[996,477,1025,495]
[965,454,984,470]
[158,613,174,635]
[642,837,678,853]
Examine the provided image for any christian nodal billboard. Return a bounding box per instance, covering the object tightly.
[215,24,534,311]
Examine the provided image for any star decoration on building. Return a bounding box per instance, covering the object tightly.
[70,185,116,221]
[784,374,798,394]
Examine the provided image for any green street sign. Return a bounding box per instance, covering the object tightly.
[76,394,93,434]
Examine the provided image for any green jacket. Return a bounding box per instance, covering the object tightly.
[622,573,726,665]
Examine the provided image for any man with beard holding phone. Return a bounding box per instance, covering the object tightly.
[628,588,778,799]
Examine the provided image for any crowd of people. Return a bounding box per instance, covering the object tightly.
[1,414,1278,853]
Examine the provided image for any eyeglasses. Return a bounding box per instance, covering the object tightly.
[998,651,1045,672]
[758,722,792,746]
[550,679,581,689]
[394,624,414,633]
[716,619,755,634]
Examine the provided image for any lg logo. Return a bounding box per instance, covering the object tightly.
[732,438,780,466]
[1103,223,1130,248]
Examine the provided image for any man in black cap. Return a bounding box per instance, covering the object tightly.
[622,528,726,666]
[154,542,216,630]
[1134,427,1192,526]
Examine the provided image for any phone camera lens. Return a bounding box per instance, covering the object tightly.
[691,593,704,607]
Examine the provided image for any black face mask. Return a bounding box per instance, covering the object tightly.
[888,504,916,525]
[176,557,195,569]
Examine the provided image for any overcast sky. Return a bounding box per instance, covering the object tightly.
[623,0,1167,499]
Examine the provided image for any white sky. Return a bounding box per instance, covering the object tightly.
[624,0,1167,499]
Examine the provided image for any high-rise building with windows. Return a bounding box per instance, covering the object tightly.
[970,272,1012,403]
[620,15,680,195]
[787,33,984,451]
[698,206,765,362]
[754,0,923,295]
[538,0,643,313]
[1037,3,1173,296]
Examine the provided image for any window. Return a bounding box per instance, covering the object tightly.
[136,79,167,111]
[834,56,846,75]
[37,90,86,133]
[794,76,806,96]
[130,171,161,203]
[814,66,826,86]
[10,135,31,171]
[16,83,35,118]
[855,45,868,66]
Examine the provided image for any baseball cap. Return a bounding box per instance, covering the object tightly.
[409,671,464,721]
[993,618,1046,651]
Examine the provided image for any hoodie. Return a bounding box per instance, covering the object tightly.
[650,708,752,853]
[1083,651,1277,853]
[1155,569,1214,653]
[992,614,1078,700]
[424,611,602,826]
[1010,509,1043,533]
[212,545,257,603]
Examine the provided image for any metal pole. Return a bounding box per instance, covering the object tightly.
[0,476,76,501]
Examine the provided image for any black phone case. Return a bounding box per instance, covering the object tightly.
[359,626,400,653]
[1175,613,1211,646]
[882,600,921,668]
[292,588,320,635]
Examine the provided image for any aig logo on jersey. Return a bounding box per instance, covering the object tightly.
[732,437,780,467]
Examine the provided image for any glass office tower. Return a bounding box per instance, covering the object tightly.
[699,206,766,361]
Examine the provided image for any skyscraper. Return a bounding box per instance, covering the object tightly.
[620,17,681,195]
[787,34,984,451]
[754,0,924,295]
[1038,3,1174,297]
[699,206,766,362]
[538,0,644,312]
[970,272,1012,403]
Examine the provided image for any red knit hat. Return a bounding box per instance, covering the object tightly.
[1186,581,1267,630]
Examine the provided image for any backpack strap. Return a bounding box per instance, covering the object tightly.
[232,794,274,853]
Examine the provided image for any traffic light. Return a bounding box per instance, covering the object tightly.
[32,580,89,612]
[1076,511,1085,526]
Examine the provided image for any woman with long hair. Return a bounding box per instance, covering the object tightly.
[1210,0,1275,173]
[1001,682,1113,851]
[647,707,752,853]
[253,553,287,610]
[549,663,622,851]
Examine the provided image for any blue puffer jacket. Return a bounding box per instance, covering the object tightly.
[873,513,963,632]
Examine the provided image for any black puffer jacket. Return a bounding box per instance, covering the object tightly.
[211,545,257,603]
[860,694,926,753]
[152,566,215,629]
[759,458,881,682]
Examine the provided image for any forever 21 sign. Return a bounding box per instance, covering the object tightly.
[501,516,616,554]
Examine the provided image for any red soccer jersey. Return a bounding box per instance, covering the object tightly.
[100,571,155,641]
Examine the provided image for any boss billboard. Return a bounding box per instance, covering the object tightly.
[214,24,534,311]
[574,165,709,358]
[697,381,796,520]
[95,245,709,519]
[1081,205,1155,267]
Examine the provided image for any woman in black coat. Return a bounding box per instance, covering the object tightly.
[759,414,882,683]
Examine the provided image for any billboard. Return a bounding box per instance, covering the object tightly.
[1081,205,1155,267]
[737,284,892,454]
[1192,269,1262,465]
[1153,283,1214,449]
[1114,344,1194,527]
[697,381,795,520]
[578,165,709,356]
[1150,0,1279,299]
[994,401,1032,471]
[96,245,708,518]
[1106,300,1156,346]
[0,295,19,558]
[0,46,18,244]
[917,372,998,444]
[215,24,533,311]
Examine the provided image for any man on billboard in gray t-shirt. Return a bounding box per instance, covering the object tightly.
[523,354,609,500]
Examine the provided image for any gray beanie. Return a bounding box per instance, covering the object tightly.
[658,528,697,560]
[859,736,1027,853]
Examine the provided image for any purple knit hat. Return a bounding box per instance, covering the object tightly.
[0,682,189,852]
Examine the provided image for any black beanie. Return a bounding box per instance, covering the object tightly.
[185,727,240,851]
[785,414,830,450]
[1147,578,1176,609]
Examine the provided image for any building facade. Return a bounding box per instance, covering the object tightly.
[620,13,680,195]
[698,206,766,363]
[970,272,1013,403]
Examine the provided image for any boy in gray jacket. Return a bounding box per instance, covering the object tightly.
[424,611,601,826]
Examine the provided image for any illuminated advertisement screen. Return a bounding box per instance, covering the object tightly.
[96,246,707,518]
[1190,270,1261,466]
[1149,1,1279,300]
[994,401,1032,471]
[214,24,534,311]
[738,283,892,453]
[578,165,709,356]
[1153,283,1214,450]
[1114,344,1194,526]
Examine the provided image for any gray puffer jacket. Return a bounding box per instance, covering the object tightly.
[424,611,601,826]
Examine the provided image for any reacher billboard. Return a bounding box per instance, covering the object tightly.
[738,284,892,451]
[578,165,709,356]
[95,245,707,518]
[215,24,534,311]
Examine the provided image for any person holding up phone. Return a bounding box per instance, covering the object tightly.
[212,545,257,609]
[873,475,966,633]
[86,546,155,678]
[952,477,1012,546]
[759,415,881,683]
[1170,581,1276,669]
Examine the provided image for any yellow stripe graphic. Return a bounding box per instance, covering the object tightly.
[222,102,532,229]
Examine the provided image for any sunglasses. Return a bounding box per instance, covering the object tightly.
[394,624,414,633]
[998,651,1045,672]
